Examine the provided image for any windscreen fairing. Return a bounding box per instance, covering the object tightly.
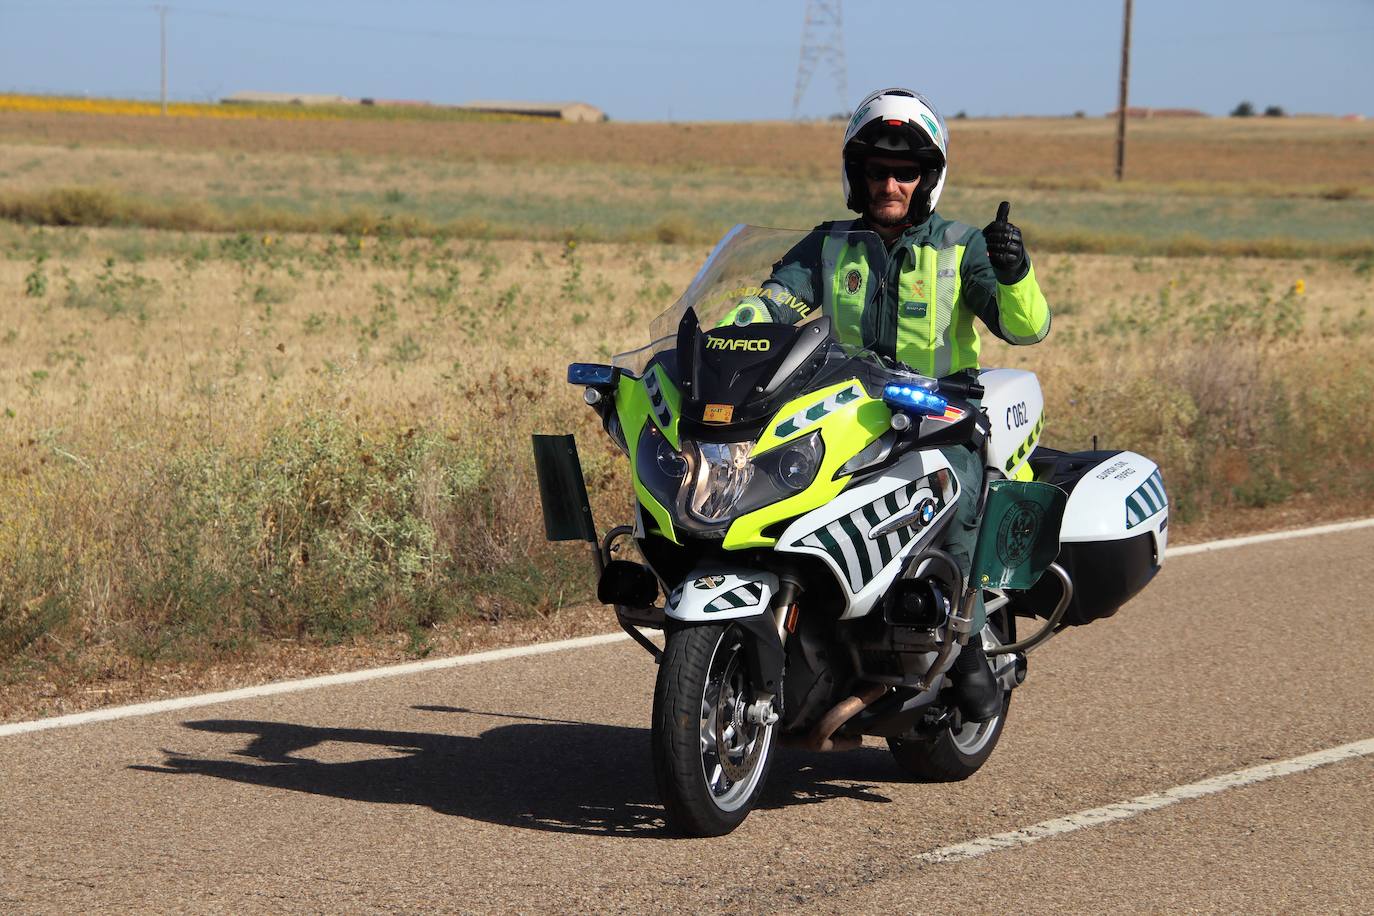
[612,225,899,434]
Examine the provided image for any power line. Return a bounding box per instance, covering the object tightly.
[792,0,847,120]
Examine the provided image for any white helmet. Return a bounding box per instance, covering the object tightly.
[841,88,948,223]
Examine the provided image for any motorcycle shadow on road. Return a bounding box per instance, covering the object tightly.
[131,707,898,838]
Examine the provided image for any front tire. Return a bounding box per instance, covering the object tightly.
[651,623,776,836]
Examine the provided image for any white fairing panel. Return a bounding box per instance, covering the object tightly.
[1060,451,1169,557]
[979,368,1045,477]
[775,450,958,620]
[666,568,778,622]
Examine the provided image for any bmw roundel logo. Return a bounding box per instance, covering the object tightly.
[919,499,936,524]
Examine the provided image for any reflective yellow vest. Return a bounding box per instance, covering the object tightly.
[820,222,1049,378]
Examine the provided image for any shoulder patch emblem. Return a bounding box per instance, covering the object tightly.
[845,269,863,294]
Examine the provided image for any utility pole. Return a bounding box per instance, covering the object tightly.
[792,0,848,120]
[1114,0,1133,181]
[156,5,168,115]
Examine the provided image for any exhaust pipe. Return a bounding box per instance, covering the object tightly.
[794,683,888,752]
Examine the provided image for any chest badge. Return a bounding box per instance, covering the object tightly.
[845,269,863,294]
[902,300,928,318]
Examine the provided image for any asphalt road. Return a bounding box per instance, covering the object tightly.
[3,527,1372,913]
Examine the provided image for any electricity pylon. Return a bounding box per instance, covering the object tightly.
[791,0,848,120]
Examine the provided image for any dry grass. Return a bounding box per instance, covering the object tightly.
[2,111,1373,709]
[4,135,1372,257]
[2,224,1372,700]
[2,111,1372,188]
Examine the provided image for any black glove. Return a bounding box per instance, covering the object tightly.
[983,201,1028,285]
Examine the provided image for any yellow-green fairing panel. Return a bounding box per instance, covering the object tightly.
[644,363,682,449]
[723,378,890,550]
[616,372,680,544]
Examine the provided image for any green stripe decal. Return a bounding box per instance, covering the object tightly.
[815,526,847,568]
[836,514,872,583]
[1137,486,1157,514]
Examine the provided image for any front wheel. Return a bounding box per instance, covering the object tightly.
[651,623,776,836]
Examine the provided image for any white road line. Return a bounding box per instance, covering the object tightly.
[0,632,631,738]
[918,737,1374,865]
[1167,517,1374,557]
[3,516,1372,738]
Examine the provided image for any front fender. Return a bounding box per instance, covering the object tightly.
[666,566,784,697]
[666,568,778,621]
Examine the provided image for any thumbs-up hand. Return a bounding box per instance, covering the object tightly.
[982,200,1028,284]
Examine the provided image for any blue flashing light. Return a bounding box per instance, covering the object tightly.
[568,362,619,387]
[882,383,948,417]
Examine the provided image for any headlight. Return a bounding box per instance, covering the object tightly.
[656,435,687,478]
[776,438,821,491]
[634,425,824,534]
[686,433,824,524]
[688,441,755,521]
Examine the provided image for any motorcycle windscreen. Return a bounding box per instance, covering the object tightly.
[609,224,889,377]
[969,480,1067,591]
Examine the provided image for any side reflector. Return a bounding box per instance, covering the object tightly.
[882,383,948,417]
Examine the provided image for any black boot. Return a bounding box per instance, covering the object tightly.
[951,638,1002,723]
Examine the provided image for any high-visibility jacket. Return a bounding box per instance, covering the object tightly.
[767,214,1051,377]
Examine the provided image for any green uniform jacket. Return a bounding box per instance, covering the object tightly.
[762,213,1051,378]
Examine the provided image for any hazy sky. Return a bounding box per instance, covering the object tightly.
[3,0,1371,121]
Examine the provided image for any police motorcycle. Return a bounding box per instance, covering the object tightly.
[534,225,1169,837]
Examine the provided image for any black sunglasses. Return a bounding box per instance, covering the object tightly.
[863,162,921,184]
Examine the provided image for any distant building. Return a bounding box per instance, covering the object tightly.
[361,98,434,108]
[1106,107,1208,119]
[222,91,353,106]
[456,100,607,122]
[218,92,608,121]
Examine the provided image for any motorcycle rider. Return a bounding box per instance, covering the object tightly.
[730,88,1051,722]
